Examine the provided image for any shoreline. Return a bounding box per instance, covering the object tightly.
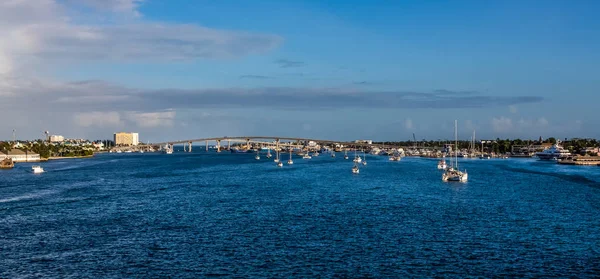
[48,155,94,160]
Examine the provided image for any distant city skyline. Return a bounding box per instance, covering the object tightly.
[1,0,598,142]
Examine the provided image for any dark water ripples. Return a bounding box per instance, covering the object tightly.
[1,153,600,277]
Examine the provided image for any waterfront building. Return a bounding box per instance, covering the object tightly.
[355,140,373,145]
[0,149,40,162]
[50,135,64,142]
[114,132,139,146]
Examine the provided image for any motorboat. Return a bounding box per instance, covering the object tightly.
[277,161,283,167]
[303,154,312,159]
[535,142,571,161]
[32,165,44,174]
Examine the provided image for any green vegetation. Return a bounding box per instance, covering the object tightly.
[375,138,599,154]
[0,140,95,159]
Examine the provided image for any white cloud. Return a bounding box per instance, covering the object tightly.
[125,110,176,128]
[491,116,513,133]
[72,0,144,14]
[404,118,414,130]
[75,111,123,127]
[0,0,282,73]
[537,117,549,127]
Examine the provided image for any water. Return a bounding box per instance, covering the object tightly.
[1,152,599,277]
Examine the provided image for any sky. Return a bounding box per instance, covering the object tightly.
[1,0,599,142]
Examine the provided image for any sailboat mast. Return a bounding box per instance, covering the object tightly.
[455,120,459,168]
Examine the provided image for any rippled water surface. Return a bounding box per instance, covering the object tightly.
[1,152,600,277]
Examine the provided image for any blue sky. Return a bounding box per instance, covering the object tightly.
[1,0,598,142]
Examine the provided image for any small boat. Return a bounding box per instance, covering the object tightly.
[479,154,491,159]
[287,150,294,165]
[353,150,362,163]
[0,158,14,169]
[352,163,360,174]
[116,150,122,153]
[274,150,281,163]
[313,151,320,157]
[124,150,132,153]
[362,151,367,165]
[277,161,283,167]
[139,150,144,154]
[266,149,272,158]
[443,120,468,182]
[32,165,44,174]
[344,150,349,160]
[437,159,447,170]
[331,151,336,158]
[303,154,312,159]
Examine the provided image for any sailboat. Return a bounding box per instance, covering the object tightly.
[442,120,468,182]
[353,149,362,163]
[287,149,294,165]
[352,162,360,174]
[331,149,336,158]
[344,149,349,160]
[276,151,283,167]
[266,148,272,158]
[255,149,260,160]
[362,151,367,165]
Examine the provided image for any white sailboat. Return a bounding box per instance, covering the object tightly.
[287,149,294,165]
[255,149,260,160]
[352,162,360,174]
[353,149,362,163]
[276,151,283,167]
[266,148,272,158]
[442,120,468,182]
[331,150,336,158]
[344,149,349,160]
[362,151,367,166]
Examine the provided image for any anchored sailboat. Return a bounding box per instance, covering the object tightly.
[287,149,294,165]
[442,120,468,182]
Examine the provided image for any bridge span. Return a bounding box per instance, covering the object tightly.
[115,136,407,152]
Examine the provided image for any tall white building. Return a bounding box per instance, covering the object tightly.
[114,132,140,146]
[132,133,139,146]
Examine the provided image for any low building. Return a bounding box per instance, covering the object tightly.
[50,135,65,142]
[114,132,139,146]
[0,149,40,162]
[355,140,373,145]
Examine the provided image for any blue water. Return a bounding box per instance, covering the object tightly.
[1,152,600,277]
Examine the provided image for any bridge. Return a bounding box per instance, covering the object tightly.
[113,136,409,152]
